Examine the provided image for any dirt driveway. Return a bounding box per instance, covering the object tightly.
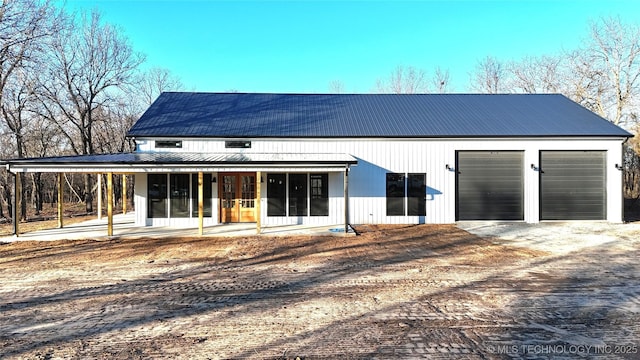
[0,224,639,359]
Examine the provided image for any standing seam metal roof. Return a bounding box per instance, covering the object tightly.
[127,92,632,138]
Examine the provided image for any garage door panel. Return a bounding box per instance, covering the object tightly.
[456,151,524,221]
[540,151,606,220]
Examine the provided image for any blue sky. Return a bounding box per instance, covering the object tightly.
[61,0,640,93]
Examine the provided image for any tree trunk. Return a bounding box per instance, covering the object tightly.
[0,188,4,219]
[84,173,93,213]
[4,180,11,221]
[20,174,27,221]
[31,173,44,215]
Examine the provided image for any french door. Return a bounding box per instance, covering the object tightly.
[220,172,257,223]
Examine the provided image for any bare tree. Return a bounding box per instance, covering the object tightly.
[93,100,137,154]
[375,65,429,94]
[38,10,145,213]
[328,80,345,94]
[507,55,564,94]
[624,133,640,201]
[137,67,183,107]
[469,56,506,93]
[567,17,640,127]
[432,67,451,93]
[0,0,61,220]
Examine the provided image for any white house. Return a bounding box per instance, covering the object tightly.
[3,93,632,234]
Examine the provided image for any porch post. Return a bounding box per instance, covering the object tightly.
[344,165,349,233]
[97,174,102,220]
[122,174,127,214]
[256,171,261,234]
[12,172,19,236]
[198,172,203,236]
[57,173,64,228]
[107,172,113,237]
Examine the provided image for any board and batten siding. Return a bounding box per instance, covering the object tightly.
[134,137,626,225]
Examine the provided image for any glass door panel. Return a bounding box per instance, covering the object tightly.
[219,173,256,223]
[221,175,238,222]
[240,175,256,222]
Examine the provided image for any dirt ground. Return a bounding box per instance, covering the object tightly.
[1,224,639,359]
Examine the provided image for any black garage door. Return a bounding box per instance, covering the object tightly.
[540,151,606,220]
[456,151,524,220]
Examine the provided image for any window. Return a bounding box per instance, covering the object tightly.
[241,175,255,208]
[289,174,308,216]
[267,174,286,216]
[225,140,251,148]
[386,173,405,216]
[386,173,427,216]
[407,173,426,216]
[310,174,328,216]
[148,173,214,219]
[155,140,182,148]
[191,173,212,217]
[148,174,168,218]
[170,174,190,218]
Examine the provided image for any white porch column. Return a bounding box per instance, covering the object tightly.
[97,174,102,220]
[344,165,349,233]
[57,173,64,228]
[107,172,113,237]
[122,174,127,214]
[198,172,204,236]
[13,173,20,236]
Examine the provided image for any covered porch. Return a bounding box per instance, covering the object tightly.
[2,152,357,238]
[0,212,355,242]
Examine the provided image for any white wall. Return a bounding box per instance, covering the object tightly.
[134,137,627,224]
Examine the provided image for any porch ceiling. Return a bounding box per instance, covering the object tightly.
[2,152,357,173]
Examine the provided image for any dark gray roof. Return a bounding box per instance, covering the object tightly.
[127,92,632,138]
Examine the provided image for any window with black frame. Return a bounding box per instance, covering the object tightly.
[170,174,190,218]
[407,173,426,216]
[267,173,286,216]
[310,174,328,216]
[386,173,405,215]
[289,174,308,216]
[148,174,168,218]
[191,173,213,217]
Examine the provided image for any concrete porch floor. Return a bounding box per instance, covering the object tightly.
[0,212,355,242]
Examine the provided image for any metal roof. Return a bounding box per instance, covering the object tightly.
[127,92,632,138]
[3,152,357,173]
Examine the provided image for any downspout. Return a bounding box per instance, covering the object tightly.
[622,136,631,223]
[344,164,349,234]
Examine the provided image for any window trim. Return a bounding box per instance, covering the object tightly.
[407,173,426,216]
[147,173,214,219]
[289,173,308,217]
[386,173,406,216]
[386,172,427,216]
[155,140,182,148]
[310,173,329,216]
[267,173,287,216]
[225,140,251,149]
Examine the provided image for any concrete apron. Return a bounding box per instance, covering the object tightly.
[0,213,355,242]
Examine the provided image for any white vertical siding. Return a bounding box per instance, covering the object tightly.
[134,173,146,226]
[133,137,627,225]
[607,143,624,223]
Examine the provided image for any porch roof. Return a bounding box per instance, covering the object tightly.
[2,152,357,173]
